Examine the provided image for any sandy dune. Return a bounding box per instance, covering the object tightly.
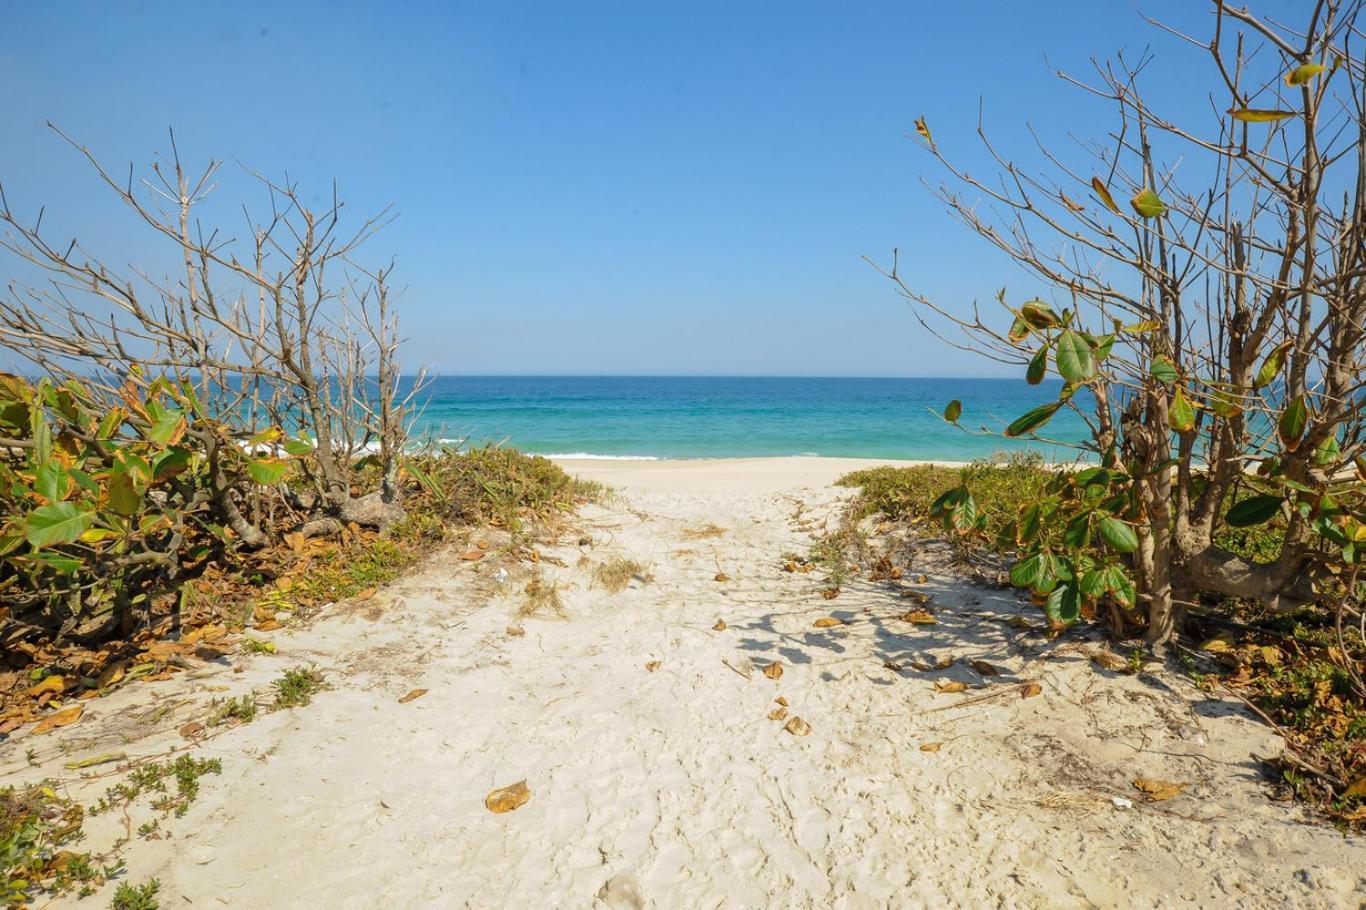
[13,457,1366,909]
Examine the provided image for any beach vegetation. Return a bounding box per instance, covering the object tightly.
[591,556,651,593]
[878,0,1365,825]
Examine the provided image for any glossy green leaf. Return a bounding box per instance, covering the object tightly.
[1225,494,1283,527]
[1005,402,1063,438]
[1277,395,1308,444]
[247,457,291,485]
[1254,343,1288,389]
[1168,387,1197,432]
[23,502,96,548]
[1026,347,1047,385]
[1314,434,1340,466]
[1055,330,1096,383]
[1097,515,1139,553]
[1150,357,1178,384]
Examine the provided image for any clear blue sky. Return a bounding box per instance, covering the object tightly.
[0,1,1289,376]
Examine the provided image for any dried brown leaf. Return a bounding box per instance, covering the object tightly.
[399,688,429,704]
[33,705,82,734]
[783,716,811,736]
[485,780,531,814]
[762,661,783,680]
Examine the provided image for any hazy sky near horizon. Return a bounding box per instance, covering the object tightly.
[1,1,1298,376]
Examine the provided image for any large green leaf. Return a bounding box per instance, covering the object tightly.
[1019,300,1062,329]
[1254,343,1288,389]
[23,502,96,548]
[1277,395,1308,444]
[107,469,142,517]
[34,460,71,503]
[1226,494,1283,527]
[1168,387,1197,432]
[247,457,291,485]
[1005,402,1063,438]
[1054,330,1096,383]
[1097,515,1139,553]
[146,407,186,446]
[1026,347,1047,385]
[1149,357,1178,384]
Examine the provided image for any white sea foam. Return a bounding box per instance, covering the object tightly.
[542,452,662,461]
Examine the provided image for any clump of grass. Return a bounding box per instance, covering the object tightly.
[110,878,160,910]
[241,638,276,655]
[91,755,222,821]
[517,573,565,619]
[406,446,605,539]
[271,667,327,709]
[207,694,258,727]
[591,557,651,593]
[680,523,726,541]
[839,451,1050,551]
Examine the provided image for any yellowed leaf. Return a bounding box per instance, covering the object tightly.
[820,587,841,600]
[644,660,662,673]
[26,675,68,697]
[900,610,937,625]
[399,688,428,704]
[354,587,377,601]
[783,716,811,736]
[775,695,788,707]
[1343,776,1366,799]
[813,617,844,628]
[1020,681,1043,699]
[1133,777,1187,802]
[178,721,205,739]
[768,706,789,721]
[460,550,486,561]
[713,619,728,631]
[920,741,943,753]
[970,660,1005,677]
[1091,176,1121,214]
[33,705,82,734]
[485,780,531,814]
[1090,651,1134,673]
[934,680,968,694]
[714,572,731,583]
[96,661,127,689]
[762,661,783,680]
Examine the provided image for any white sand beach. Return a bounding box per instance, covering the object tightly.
[14,457,1366,909]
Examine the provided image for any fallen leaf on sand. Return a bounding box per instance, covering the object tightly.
[883,661,903,672]
[714,572,731,583]
[899,610,937,625]
[970,660,1005,676]
[820,587,841,600]
[1091,651,1134,673]
[813,617,843,628]
[934,680,968,694]
[1133,777,1188,801]
[460,550,486,561]
[775,696,788,707]
[1020,681,1043,698]
[713,619,728,631]
[901,590,930,603]
[255,619,282,632]
[920,742,943,753]
[399,688,428,704]
[96,662,127,689]
[644,661,662,673]
[354,587,377,601]
[506,626,525,637]
[485,780,531,814]
[26,675,67,697]
[34,705,82,734]
[762,661,783,680]
[178,721,205,739]
[783,716,811,736]
[768,707,789,721]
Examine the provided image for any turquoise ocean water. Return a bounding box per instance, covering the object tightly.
[412,376,1091,462]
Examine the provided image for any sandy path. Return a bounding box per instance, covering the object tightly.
[14,458,1366,909]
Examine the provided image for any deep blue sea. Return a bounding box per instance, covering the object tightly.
[412,376,1091,462]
